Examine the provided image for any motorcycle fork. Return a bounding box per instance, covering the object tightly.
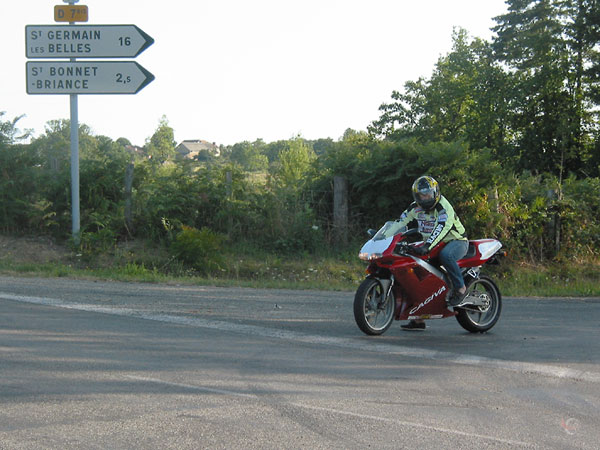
[376,276,395,307]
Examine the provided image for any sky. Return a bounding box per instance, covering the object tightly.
[2,0,508,147]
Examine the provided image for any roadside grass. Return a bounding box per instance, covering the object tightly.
[0,255,364,290]
[0,239,366,290]
[0,236,599,296]
[489,260,600,297]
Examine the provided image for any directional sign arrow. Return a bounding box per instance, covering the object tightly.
[26,61,155,95]
[26,24,154,58]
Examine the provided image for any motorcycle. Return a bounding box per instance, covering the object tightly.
[354,221,504,335]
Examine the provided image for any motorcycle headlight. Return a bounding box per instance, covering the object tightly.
[359,252,382,261]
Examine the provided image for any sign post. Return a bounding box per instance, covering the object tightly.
[70,82,79,242]
[67,0,80,243]
[25,1,154,244]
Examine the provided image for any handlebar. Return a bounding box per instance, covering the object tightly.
[395,241,429,258]
[394,241,411,255]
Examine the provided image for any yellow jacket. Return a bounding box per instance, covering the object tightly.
[396,195,467,251]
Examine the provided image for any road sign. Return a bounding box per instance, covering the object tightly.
[26,61,155,94]
[26,24,154,58]
[54,5,88,22]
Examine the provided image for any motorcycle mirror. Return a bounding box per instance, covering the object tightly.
[367,229,377,238]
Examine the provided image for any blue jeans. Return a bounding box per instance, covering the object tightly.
[439,240,469,290]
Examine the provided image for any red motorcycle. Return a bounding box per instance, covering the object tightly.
[354,221,504,335]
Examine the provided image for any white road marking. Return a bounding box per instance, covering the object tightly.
[2,292,599,384]
[124,374,533,447]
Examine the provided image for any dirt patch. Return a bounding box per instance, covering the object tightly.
[0,235,72,265]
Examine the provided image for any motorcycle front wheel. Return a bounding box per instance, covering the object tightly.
[455,275,502,333]
[353,278,395,336]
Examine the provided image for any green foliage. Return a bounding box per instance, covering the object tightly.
[132,162,200,243]
[492,0,588,176]
[78,227,117,254]
[272,137,316,191]
[1,117,600,266]
[373,6,600,179]
[263,137,324,252]
[122,262,155,277]
[4,3,600,268]
[370,29,511,156]
[0,143,48,233]
[229,139,269,171]
[171,225,225,273]
[0,112,31,145]
[145,115,176,164]
[560,175,600,256]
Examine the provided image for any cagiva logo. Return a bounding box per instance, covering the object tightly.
[409,286,446,314]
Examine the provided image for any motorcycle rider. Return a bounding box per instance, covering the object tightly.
[396,176,469,331]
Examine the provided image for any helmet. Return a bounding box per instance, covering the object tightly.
[412,176,440,210]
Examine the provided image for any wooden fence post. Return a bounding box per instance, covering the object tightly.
[124,162,134,233]
[226,171,233,236]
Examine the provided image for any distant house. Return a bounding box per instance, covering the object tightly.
[175,139,220,160]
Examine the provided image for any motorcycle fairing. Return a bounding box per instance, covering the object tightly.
[359,236,394,261]
[394,266,456,321]
[458,239,502,267]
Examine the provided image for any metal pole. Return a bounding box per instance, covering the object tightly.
[67,0,80,244]
[70,93,80,242]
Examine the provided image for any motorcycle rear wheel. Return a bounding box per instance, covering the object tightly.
[455,275,502,333]
[353,278,395,336]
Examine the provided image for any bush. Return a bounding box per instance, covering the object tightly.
[78,228,117,254]
[170,225,225,274]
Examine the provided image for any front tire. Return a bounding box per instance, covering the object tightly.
[455,275,502,333]
[353,278,395,336]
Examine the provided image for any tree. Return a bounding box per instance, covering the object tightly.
[264,137,321,251]
[311,137,336,156]
[492,0,597,176]
[0,112,30,146]
[565,0,600,176]
[271,137,316,192]
[370,29,511,155]
[229,139,268,171]
[145,116,176,164]
[116,137,132,147]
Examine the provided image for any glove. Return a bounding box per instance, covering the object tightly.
[409,245,429,257]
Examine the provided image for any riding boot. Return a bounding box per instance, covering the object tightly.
[401,320,426,331]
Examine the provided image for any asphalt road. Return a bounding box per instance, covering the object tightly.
[0,275,599,449]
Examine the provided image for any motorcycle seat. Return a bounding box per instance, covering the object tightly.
[463,242,477,259]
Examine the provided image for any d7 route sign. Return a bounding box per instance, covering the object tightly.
[26,61,155,95]
[26,24,154,58]
[54,5,89,22]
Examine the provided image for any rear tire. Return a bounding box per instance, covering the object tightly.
[455,275,501,333]
[353,278,395,336]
